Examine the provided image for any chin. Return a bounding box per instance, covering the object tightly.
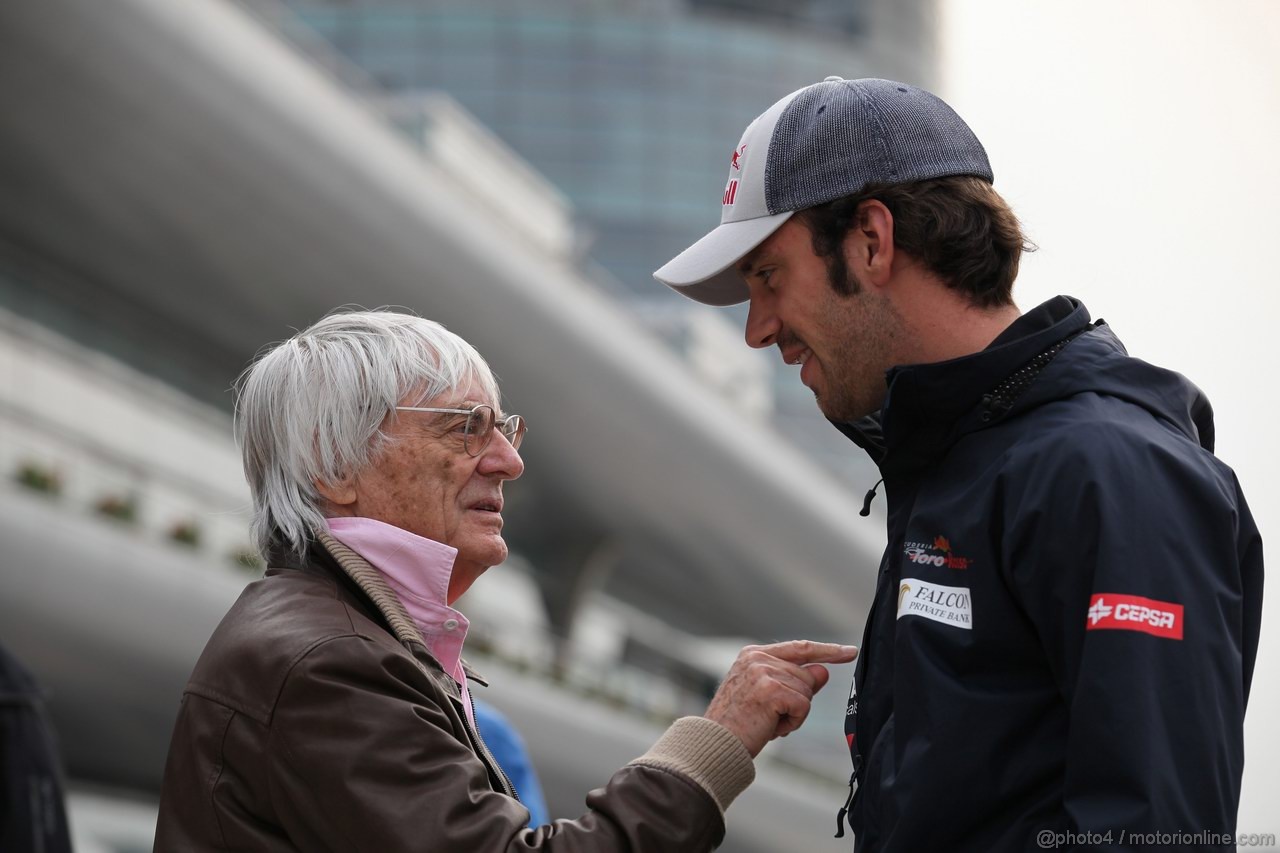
[460,537,508,571]
[813,378,882,422]
[812,390,844,421]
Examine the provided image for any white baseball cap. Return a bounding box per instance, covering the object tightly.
[653,77,993,306]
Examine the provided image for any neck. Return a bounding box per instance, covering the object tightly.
[893,273,1020,364]
[446,561,480,605]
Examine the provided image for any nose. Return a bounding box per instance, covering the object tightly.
[479,430,524,480]
[744,291,780,349]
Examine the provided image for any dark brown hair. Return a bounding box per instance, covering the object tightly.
[792,176,1034,307]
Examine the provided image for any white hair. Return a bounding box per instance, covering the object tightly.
[234,308,500,559]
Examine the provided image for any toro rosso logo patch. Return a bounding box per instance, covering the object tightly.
[1086,593,1184,640]
[902,535,972,569]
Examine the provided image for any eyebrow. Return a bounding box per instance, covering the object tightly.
[416,397,479,409]
[449,399,508,419]
[737,247,771,278]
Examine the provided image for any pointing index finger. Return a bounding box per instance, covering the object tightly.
[762,640,859,665]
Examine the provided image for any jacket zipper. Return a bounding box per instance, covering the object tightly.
[410,643,520,802]
[460,690,520,802]
[835,551,891,837]
[980,326,1091,423]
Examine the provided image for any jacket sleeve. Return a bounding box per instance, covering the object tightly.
[999,421,1261,839]
[265,634,754,853]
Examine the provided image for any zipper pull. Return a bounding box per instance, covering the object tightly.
[834,772,856,838]
[859,478,884,517]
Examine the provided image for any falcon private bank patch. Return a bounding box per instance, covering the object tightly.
[1086,593,1184,640]
[896,579,973,630]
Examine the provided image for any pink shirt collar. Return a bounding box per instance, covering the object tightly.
[324,517,475,726]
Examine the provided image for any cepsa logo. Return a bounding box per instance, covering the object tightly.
[902,535,972,570]
[1086,593,1184,640]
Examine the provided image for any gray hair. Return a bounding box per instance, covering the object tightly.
[234,308,499,559]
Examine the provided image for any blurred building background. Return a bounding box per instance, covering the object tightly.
[273,0,933,294]
[0,0,935,849]
[260,0,938,485]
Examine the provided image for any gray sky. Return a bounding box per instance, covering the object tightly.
[942,0,1280,833]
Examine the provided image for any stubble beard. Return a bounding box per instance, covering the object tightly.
[811,272,904,423]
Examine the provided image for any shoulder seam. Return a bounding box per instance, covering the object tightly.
[188,631,369,725]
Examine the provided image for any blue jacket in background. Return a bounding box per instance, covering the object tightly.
[838,296,1263,852]
[473,699,550,828]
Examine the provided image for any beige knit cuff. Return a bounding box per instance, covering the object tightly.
[631,716,755,814]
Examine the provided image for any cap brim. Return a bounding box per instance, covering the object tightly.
[653,211,794,306]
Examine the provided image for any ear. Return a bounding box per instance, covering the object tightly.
[842,199,896,290]
[314,473,358,512]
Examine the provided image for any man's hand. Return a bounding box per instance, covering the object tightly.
[703,640,858,757]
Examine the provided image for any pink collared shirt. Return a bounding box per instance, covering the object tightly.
[325,517,477,730]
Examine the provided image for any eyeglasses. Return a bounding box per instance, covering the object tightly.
[394,404,527,457]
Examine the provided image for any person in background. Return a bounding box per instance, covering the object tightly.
[655,76,1263,852]
[154,308,856,852]
[473,699,550,828]
[0,642,74,853]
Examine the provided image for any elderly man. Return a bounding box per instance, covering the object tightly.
[154,309,855,851]
[655,77,1262,851]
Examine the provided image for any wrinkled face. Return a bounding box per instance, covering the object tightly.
[741,217,906,422]
[350,383,524,601]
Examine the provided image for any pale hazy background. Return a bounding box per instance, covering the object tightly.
[1,1,1273,847]
[943,0,1279,835]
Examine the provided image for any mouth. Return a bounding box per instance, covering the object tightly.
[781,345,813,368]
[781,345,818,389]
[799,352,817,388]
[468,498,503,514]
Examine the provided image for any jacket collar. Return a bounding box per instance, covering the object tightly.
[318,531,428,651]
[267,533,489,686]
[835,296,1092,476]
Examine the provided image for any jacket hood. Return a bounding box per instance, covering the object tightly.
[835,296,1216,474]
[990,298,1215,453]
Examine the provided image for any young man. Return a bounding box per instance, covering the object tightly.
[655,77,1263,852]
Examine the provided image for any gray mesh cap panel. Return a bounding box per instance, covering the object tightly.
[654,76,996,303]
[764,78,994,215]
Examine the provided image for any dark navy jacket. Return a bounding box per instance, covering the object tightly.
[839,296,1263,852]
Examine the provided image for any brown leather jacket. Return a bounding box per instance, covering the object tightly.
[154,533,754,852]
